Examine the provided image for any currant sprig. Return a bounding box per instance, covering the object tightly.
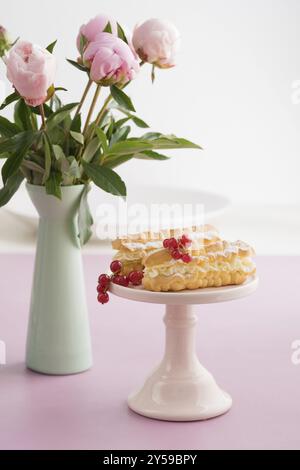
[163,234,193,263]
[97,260,144,305]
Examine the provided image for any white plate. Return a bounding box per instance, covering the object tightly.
[6,183,230,222]
[110,276,258,305]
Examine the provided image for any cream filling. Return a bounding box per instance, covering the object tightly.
[122,241,162,251]
[145,257,255,279]
[114,251,143,262]
[121,230,220,252]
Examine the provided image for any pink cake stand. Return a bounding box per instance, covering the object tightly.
[110,277,258,422]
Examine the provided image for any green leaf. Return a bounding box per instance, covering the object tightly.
[103,22,112,33]
[46,40,57,53]
[42,134,52,184]
[58,157,71,178]
[46,126,65,147]
[103,155,133,169]
[114,117,130,130]
[2,147,26,185]
[45,172,62,199]
[0,152,10,160]
[105,140,154,156]
[70,131,84,145]
[110,85,135,112]
[82,161,127,198]
[82,138,100,163]
[117,23,128,43]
[50,94,62,112]
[53,150,72,183]
[95,128,108,153]
[67,157,82,178]
[128,134,201,151]
[52,144,66,161]
[175,137,202,149]
[141,132,163,140]
[0,171,24,208]
[0,92,19,111]
[47,103,79,130]
[1,132,39,183]
[71,114,82,133]
[22,160,45,174]
[14,100,33,130]
[0,116,21,137]
[55,87,68,92]
[110,126,131,146]
[131,116,149,128]
[116,107,149,128]
[150,136,202,150]
[0,131,39,155]
[31,103,53,118]
[103,135,201,158]
[79,35,88,55]
[67,59,89,72]
[61,114,72,130]
[78,184,94,245]
[107,118,115,140]
[135,150,170,160]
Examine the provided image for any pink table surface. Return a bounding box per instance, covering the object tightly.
[0,254,300,450]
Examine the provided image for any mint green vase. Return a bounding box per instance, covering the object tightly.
[26,184,92,375]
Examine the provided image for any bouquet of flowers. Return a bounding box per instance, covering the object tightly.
[0,15,201,244]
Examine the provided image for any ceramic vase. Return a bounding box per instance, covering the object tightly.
[25,184,92,375]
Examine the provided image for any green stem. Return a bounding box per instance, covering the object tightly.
[151,65,156,83]
[88,93,112,141]
[30,113,37,130]
[74,78,93,119]
[40,104,46,129]
[84,66,146,148]
[83,84,101,136]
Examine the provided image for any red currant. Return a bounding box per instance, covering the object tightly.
[182,253,192,263]
[163,238,170,249]
[110,260,122,274]
[180,234,192,247]
[169,237,178,250]
[98,292,109,304]
[171,249,182,260]
[128,271,143,286]
[98,274,111,289]
[121,276,130,287]
[97,284,107,293]
[111,275,122,285]
[114,275,129,287]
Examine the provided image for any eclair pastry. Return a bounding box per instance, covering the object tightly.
[111,225,220,276]
[142,239,256,292]
[111,225,256,292]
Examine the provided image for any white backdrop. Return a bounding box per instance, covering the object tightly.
[1,0,300,205]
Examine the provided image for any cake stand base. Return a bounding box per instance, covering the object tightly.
[110,277,258,422]
[128,305,232,421]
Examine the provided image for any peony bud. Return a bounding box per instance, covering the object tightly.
[77,14,118,54]
[83,33,139,86]
[132,18,180,69]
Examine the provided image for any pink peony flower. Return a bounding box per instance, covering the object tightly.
[132,18,180,68]
[6,40,56,107]
[83,33,140,86]
[77,14,118,53]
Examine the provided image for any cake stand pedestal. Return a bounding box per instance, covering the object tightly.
[110,277,258,422]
